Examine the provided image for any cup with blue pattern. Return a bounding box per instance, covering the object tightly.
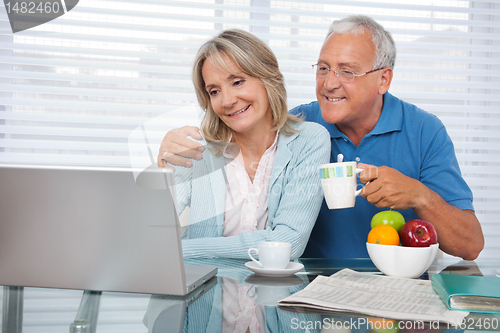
[319,162,364,209]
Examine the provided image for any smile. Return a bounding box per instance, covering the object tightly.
[327,97,344,102]
[229,105,250,116]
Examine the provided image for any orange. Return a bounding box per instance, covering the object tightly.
[367,225,400,245]
[368,318,398,333]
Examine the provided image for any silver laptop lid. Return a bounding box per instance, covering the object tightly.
[0,164,193,295]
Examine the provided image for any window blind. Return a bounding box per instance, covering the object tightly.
[0,0,498,259]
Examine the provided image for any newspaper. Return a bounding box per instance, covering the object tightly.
[278,268,468,326]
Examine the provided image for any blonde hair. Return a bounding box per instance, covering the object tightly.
[192,29,301,144]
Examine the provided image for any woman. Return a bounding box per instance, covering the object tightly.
[166,29,330,259]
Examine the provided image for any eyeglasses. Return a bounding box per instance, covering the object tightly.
[312,64,384,82]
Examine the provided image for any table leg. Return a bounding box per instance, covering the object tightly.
[70,290,102,333]
[2,286,24,333]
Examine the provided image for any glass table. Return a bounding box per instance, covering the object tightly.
[1,258,499,333]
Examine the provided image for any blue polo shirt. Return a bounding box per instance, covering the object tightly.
[294,92,474,258]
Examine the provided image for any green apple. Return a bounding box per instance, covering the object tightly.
[371,210,405,233]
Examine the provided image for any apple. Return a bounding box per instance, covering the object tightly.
[399,219,438,247]
[371,210,405,233]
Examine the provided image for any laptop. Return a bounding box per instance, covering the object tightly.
[0,164,217,296]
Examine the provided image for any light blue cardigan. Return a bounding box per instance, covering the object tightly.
[173,121,331,259]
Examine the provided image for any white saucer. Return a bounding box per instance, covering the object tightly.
[245,274,304,287]
[245,261,304,277]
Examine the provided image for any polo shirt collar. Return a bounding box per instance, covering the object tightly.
[369,92,403,136]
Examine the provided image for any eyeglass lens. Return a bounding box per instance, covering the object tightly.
[314,66,355,82]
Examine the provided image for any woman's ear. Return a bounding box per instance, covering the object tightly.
[378,67,393,95]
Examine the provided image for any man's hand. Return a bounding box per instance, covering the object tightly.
[358,163,424,210]
[157,126,204,169]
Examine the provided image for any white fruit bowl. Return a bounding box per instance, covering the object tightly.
[366,242,439,279]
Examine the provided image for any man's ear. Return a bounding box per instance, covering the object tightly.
[378,67,393,95]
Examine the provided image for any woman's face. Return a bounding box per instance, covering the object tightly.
[202,55,273,137]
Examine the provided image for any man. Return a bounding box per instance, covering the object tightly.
[158,15,484,260]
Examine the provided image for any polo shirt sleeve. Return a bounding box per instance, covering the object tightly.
[419,116,474,211]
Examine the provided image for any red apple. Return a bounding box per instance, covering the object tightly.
[399,219,438,247]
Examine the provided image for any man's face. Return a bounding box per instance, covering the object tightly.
[315,31,386,131]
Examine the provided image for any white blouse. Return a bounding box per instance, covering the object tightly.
[222,132,279,237]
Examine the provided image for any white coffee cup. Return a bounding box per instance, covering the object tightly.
[319,161,364,209]
[247,242,291,269]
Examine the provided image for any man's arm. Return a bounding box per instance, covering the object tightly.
[157,126,204,168]
[358,164,484,260]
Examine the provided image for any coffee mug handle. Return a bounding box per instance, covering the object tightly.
[246,285,257,298]
[355,168,364,197]
[247,248,262,267]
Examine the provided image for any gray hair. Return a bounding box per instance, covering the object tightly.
[327,15,396,70]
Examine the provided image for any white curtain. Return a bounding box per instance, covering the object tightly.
[1,0,499,258]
